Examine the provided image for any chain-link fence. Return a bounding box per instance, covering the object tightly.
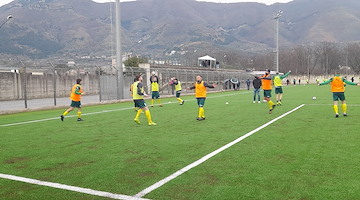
[0,62,257,112]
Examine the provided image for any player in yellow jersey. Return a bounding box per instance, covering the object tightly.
[187,75,215,121]
[260,69,276,114]
[319,72,359,118]
[169,77,184,105]
[61,78,84,121]
[273,70,291,105]
[133,75,157,126]
[130,77,140,112]
[150,71,162,107]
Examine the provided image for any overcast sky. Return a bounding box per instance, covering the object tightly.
[0,0,293,7]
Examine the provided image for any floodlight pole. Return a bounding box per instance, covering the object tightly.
[115,0,124,99]
[273,11,282,73]
[0,15,13,29]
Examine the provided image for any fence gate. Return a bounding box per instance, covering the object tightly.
[99,75,118,101]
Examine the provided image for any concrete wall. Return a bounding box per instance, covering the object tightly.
[0,72,99,100]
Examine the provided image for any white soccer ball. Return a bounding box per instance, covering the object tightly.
[312,96,317,100]
[225,102,229,104]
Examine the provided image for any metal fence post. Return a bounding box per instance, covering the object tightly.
[50,63,57,106]
[20,61,28,109]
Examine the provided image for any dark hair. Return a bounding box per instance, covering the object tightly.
[76,78,82,84]
[135,75,141,81]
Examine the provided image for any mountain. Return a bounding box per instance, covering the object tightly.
[0,0,360,59]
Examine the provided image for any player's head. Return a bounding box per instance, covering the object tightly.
[135,75,142,82]
[151,71,156,76]
[276,72,279,75]
[196,75,203,82]
[265,69,271,75]
[76,78,82,84]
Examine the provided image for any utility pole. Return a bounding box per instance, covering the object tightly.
[273,11,282,73]
[115,0,124,99]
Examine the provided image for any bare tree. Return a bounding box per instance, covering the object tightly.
[345,42,360,73]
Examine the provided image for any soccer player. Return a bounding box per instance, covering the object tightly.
[133,75,157,126]
[150,71,162,107]
[130,77,140,112]
[169,77,184,105]
[187,75,215,121]
[319,72,359,118]
[273,70,291,105]
[260,69,276,114]
[61,78,84,121]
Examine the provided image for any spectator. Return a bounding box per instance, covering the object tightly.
[246,79,251,90]
[253,76,262,103]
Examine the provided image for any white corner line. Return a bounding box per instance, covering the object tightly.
[0,173,149,200]
[135,104,306,198]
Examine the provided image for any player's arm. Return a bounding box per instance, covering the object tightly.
[280,71,291,79]
[75,86,82,95]
[343,78,358,86]
[203,82,215,88]
[319,78,332,85]
[188,84,195,90]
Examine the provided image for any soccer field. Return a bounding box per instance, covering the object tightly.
[1,84,360,200]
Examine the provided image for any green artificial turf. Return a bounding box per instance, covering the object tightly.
[1,84,360,199]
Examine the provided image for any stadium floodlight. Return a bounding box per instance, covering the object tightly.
[0,15,13,29]
[273,10,282,73]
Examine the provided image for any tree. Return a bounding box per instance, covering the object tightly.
[123,57,148,67]
[345,42,360,73]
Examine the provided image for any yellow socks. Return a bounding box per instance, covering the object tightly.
[145,110,153,123]
[342,104,347,114]
[177,98,183,103]
[77,112,82,119]
[135,109,142,120]
[267,100,275,109]
[198,107,205,118]
[157,99,161,104]
[62,111,69,116]
[151,99,154,106]
[333,105,339,114]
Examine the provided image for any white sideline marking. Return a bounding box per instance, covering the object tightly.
[0,92,244,127]
[135,104,305,198]
[306,104,360,106]
[0,173,149,200]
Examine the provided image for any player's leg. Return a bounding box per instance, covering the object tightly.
[196,98,205,120]
[342,100,347,116]
[340,93,347,116]
[151,98,154,107]
[265,90,276,113]
[77,106,83,121]
[176,91,184,105]
[144,106,156,125]
[61,101,75,121]
[333,93,339,117]
[157,95,162,107]
[134,100,143,124]
[278,92,283,105]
